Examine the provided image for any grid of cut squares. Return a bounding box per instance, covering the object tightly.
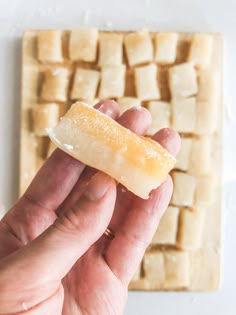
[37,30,217,139]
[34,30,218,291]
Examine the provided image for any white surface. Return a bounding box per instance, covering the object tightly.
[0,0,236,314]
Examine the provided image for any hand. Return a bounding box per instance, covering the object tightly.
[0,101,180,315]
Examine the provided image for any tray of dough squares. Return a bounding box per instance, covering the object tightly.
[20,29,223,291]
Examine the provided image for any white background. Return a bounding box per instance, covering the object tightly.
[0,0,236,314]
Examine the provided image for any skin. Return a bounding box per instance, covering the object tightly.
[0,101,181,315]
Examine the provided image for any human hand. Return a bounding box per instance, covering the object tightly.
[0,101,180,315]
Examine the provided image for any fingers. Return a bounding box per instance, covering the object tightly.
[1,101,120,248]
[94,99,120,119]
[152,128,181,156]
[117,106,151,135]
[0,173,116,312]
[104,128,180,285]
[56,106,151,216]
[21,100,120,212]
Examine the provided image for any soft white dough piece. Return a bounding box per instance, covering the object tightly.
[194,175,216,208]
[154,32,178,64]
[196,69,220,135]
[41,67,69,102]
[134,64,160,100]
[32,103,60,136]
[188,34,213,66]
[99,65,126,99]
[175,137,192,171]
[152,206,179,244]
[124,30,153,66]
[171,172,196,206]
[98,33,123,66]
[144,251,190,289]
[189,137,212,175]
[47,102,176,199]
[172,97,196,133]
[70,68,100,101]
[169,63,198,98]
[144,252,165,286]
[69,29,98,62]
[177,209,204,250]
[38,30,63,63]
[147,101,170,136]
[163,251,190,289]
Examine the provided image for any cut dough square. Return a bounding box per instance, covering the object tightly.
[154,32,178,64]
[163,251,190,289]
[99,65,126,98]
[196,69,220,135]
[134,64,160,100]
[188,34,213,66]
[152,206,179,245]
[172,97,196,133]
[69,29,98,62]
[169,63,198,98]
[41,67,69,102]
[37,30,63,63]
[175,138,192,171]
[143,251,165,286]
[147,101,170,136]
[177,209,204,250]
[32,103,59,136]
[70,68,100,101]
[117,97,141,114]
[189,137,212,175]
[197,69,220,102]
[194,175,216,209]
[171,172,196,206]
[124,31,153,66]
[98,33,123,66]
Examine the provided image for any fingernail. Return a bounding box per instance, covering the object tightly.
[84,172,113,201]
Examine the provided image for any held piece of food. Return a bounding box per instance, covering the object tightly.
[47,102,176,199]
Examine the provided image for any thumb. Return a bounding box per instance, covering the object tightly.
[0,172,116,308]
